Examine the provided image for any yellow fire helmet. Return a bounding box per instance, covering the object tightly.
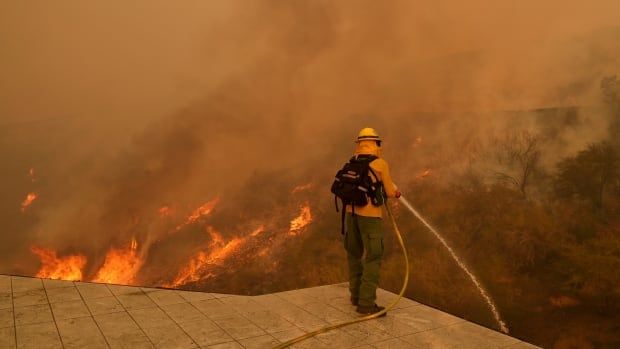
[356,127,382,143]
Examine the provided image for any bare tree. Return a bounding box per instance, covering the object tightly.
[492,130,542,198]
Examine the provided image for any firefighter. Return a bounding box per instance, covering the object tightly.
[345,127,401,315]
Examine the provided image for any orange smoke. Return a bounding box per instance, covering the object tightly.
[93,238,142,285]
[31,246,87,281]
[21,193,37,212]
[289,203,312,236]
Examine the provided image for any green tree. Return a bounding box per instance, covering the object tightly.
[553,142,618,213]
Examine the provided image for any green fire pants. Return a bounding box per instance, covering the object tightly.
[344,213,384,307]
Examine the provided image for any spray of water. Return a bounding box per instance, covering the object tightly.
[399,196,509,334]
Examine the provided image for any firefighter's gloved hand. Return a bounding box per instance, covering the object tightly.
[395,191,402,198]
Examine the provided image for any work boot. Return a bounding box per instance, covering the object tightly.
[350,296,359,306]
[356,304,387,317]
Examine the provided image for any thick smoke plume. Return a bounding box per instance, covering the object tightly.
[1,0,619,285]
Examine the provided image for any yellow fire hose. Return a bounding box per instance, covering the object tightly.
[273,201,409,348]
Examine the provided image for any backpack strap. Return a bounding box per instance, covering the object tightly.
[355,155,383,204]
[352,154,379,186]
[367,165,384,193]
[367,163,380,183]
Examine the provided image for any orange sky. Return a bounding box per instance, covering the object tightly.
[1,0,619,128]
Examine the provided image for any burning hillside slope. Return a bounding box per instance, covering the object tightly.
[28,187,315,291]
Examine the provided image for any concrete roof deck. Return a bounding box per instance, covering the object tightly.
[0,274,539,349]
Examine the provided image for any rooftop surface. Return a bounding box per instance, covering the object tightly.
[0,274,540,349]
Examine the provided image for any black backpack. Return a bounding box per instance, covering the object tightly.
[330,154,384,235]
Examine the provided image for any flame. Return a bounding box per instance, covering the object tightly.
[257,247,269,257]
[550,295,580,308]
[167,226,244,287]
[207,226,224,245]
[31,246,86,281]
[186,198,220,223]
[29,168,36,182]
[167,204,310,288]
[289,203,313,236]
[411,136,423,149]
[291,183,313,194]
[250,225,265,237]
[21,193,37,212]
[417,169,432,179]
[158,206,173,218]
[92,238,142,285]
[175,197,219,231]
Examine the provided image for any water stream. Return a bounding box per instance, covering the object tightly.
[399,196,509,333]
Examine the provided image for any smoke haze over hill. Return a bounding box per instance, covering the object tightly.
[1,1,620,347]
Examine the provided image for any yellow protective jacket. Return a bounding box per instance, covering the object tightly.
[345,140,398,218]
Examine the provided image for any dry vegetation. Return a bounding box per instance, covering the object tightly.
[233,79,620,348]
